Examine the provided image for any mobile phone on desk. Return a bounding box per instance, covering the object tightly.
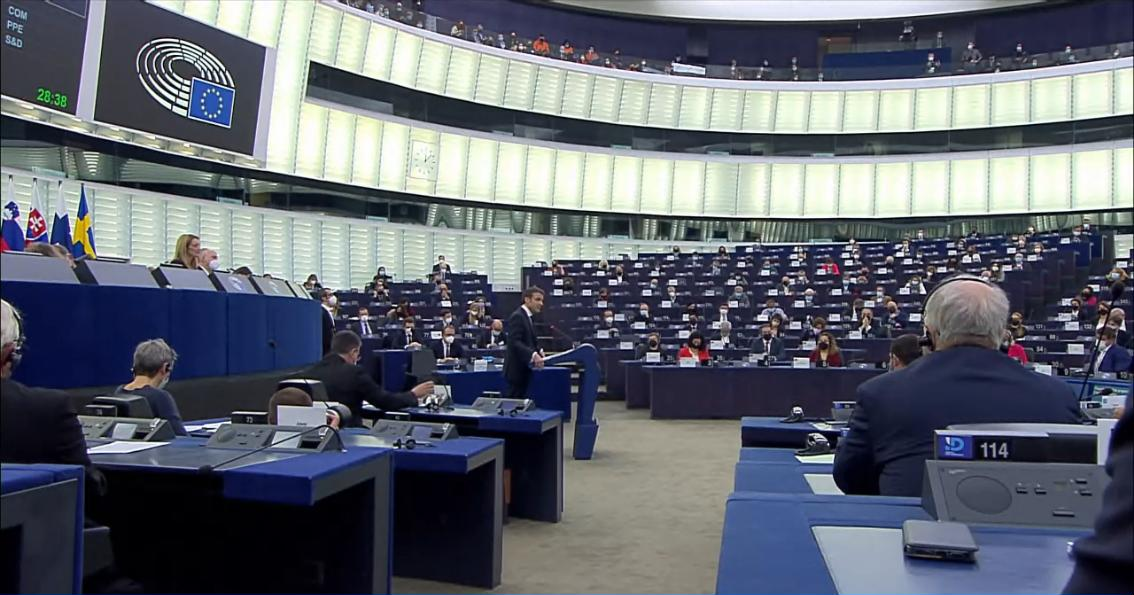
[902,520,978,563]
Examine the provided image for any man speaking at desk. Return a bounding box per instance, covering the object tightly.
[833,275,1082,497]
[504,287,545,398]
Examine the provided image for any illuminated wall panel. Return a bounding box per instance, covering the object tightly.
[333,10,368,72]
[769,163,803,217]
[640,159,673,213]
[911,161,948,216]
[914,87,951,130]
[388,31,422,89]
[523,146,555,207]
[1117,68,1134,114]
[532,66,566,115]
[414,39,450,95]
[306,4,340,65]
[802,163,837,217]
[873,162,910,217]
[990,80,1029,126]
[807,92,842,133]
[838,163,874,218]
[553,150,584,209]
[294,103,328,178]
[610,155,641,212]
[474,55,507,105]
[1115,147,1133,208]
[1072,71,1112,119]
[1029,153,1070,211]
[580,153,612,209]
[464,138,498,201]
[619,80,649,125]
[1032,76,1071,122]
[502,61,536,111]
[841,91,878,133]
[323,109,356,182]
[952,84,989,129]
[774,91,809,132]
[377,121,408,191]
[361,22,394,80]
[671,160,706,215]
[708,88,742,131]
[561,71,594,119]
[445,48,478,101]
[1071,150,1112,209]
[351,117,382,187]
[589,76,622,122]
[877,89,914,131]
[434,133,469,198]
[988,156,1028,213]
[949,159,987,214]
[678,87,711,130]
[703,162,739,216]
[493,143,527,204]
[740,90,775,132]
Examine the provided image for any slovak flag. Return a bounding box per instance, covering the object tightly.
[25,178,48,243]
[2,176,25,252]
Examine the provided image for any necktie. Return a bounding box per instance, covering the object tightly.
[406,331,412,344]
[765,340,770,353]
[362,320,370,335]
[444,342,449,358]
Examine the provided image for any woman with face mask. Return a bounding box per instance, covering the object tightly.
[114,339,187,435]
[1008,311,1027,339]
[809,332,843,368]
[677,331,710,363]
[1081,287,1098,307]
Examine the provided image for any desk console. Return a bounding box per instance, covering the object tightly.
[206,424,343,452]
[370,419,457,445]
[79,415,175,442]
[471,396,534,415]
[922,460,1107,529]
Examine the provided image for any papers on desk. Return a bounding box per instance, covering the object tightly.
[88,441,169,455]
[183,422,228,433]
[795,453,835,464]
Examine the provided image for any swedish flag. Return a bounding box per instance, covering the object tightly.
[71,185,96,259]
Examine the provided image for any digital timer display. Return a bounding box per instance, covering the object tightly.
[0,0,90,115]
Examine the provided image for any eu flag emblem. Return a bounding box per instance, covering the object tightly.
[187,77,235,128]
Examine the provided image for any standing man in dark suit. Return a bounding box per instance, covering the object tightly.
[1064,394,1132,593]
[833,276,1083,497]
[297,331,433,424]
[0,300,90,467]
[504,287,545,398]
[319,289,337,355]
[748,324,785,360]
[432,255,452,278]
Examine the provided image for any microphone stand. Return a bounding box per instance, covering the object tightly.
[1077,329,1103,402]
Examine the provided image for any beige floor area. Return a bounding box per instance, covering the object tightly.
[393,401,740,594]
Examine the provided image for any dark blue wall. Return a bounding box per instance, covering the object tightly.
[424,0,1132,67]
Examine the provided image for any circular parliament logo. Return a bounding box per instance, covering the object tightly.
[136,38,237,128]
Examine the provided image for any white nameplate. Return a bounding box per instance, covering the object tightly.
[1033,364,1054,376]
[864,300,876,308]
[597,330,611,339]
[756,314,769,322]
[1064,321,1080,331]
[710,340,724,350]
[832,289,844,296]
[661,300,672,308]
[737,261,747,268]
[1067,344,1085,355]
[711,321,721,330]
[1027,255,1038,262]
[679,357,697,368]
[793,300,805,308]
[962,256,972,264]
[678,330,691,339]
[909,313,923,322]
[634,262,644,268]
[1007,247,1016,254]
[440,301,452,308]
[1057,313,1073,322]
[666,255,675,261]
[645,352,661,363]
[473,359,488,371]
[430,331,442,340]
[793,357,811,369]
[1060,298,1072,306]
[553,289,563,296]
[848,331,863,340]
[619,341,634,350]
[768,289,779,296]
[1060,238,1071,245]
[802,340,817,350]
[642,289,653,297]
[682,314,689,322]
[597,300,608,308]
[542,271,553,276]
[608,279,618,286]
[582,289,592,296]
[596,270,606,277]
[633,322,646,330]
[729,301,739,308]
[668,279,678,286]
[899,287,910,295]
[903,259,913,265]
[830,314,843,322]
[553,279,563,286]
[761,270,772,276]
[789,321,802,330]
[726,279,737,286]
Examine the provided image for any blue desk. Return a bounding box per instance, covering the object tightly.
[647,365,883,419]
[741,416,846,448]
[1,464,84,594]
[408,407,564,522]
[716,492,1082,594]
[89,440,393,593]
[342,431,504,588]
[433,366,573,421]
[2,281,320,388]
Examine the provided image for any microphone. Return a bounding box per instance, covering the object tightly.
[197,424,340,474]
[547,324,579,349]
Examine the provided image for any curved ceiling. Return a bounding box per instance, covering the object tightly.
[543,0,1043,22]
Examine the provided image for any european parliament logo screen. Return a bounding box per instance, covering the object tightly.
[93,0,264,155]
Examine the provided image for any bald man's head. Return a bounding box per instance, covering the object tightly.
[924,277,1008,350]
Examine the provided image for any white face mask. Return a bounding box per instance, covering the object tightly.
[158,374,171,390]
[444,335,455,344]
[327,296,338,306]
[208,259,222,270]
[443,317,452,324]
[720,310,728,317]
[604,317,613,324]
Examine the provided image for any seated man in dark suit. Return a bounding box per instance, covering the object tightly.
[1064,394,1132,593]
[594,309,620,337]
[479,318,507,348]
[1093,326,1133,373]
[712,320,742,348]
[390,317,425,350]
[431,325,466,362]
[833,276,1083,497]
[748,324,785,360]
[296,331,433,424]
[635,332,663,359]
[352,306,378,337]
[633,302,653,325]
[432,254,452,277]
[0,299,90,467]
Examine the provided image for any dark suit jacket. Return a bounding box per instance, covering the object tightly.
[351,319,378,337]
[1097,345,1133,373]
[296,354,417,424]
[503,307,539,397]
[1,378,90,466]
[321,307,335,354]
[749,336,785,359]
[1064,395,1133,594]
[479,329,507,348]
[432,263,452,274]
[431,339,466,360]
[390,329,425,349]
[834,346,1084,497]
